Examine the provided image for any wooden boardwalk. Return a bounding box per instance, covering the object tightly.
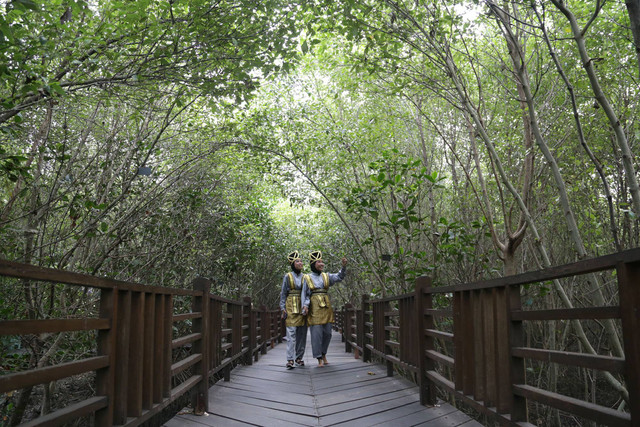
[165,331,482,427]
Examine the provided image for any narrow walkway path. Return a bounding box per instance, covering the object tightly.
[165,331,482,426]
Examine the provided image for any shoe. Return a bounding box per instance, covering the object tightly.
[286,360,295,370]
[295,359,305,366]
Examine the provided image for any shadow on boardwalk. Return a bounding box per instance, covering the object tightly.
[165,331,481,426]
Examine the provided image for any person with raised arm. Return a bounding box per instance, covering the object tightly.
[302,251,347,367]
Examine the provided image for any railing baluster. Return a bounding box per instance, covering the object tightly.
[361,294,371,363]
[383,300,393,377]
[163,294,173,398]
[142,292,155,410]
[416,276,436,405]
[494,286,510,413]
[453,290,464,392]
[211,298,221,371]
[114,290,131,424]
[508,283,527,422]
[344,303,353,352]
[153,294,165,403]
[244,297,255,365]
[260,305,268,355]
[483,289,497,407]
[472,290,485,401]
[127,291,144,417]
[192,278,210,414]
[223,301,231,382]
[95,288,115,427]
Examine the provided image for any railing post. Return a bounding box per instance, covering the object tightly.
[269,310,276,347]
[152,294,165,401]
[453,289,478,399]
[244,297,255,365]
[344,303,353,353]
[127,291,144,418]
[495,286,511,414]
[508,284,527,422]
[339,306,345,342]
[273,310,278,346]
[232,301,242,357]
[95,288,116,427]
[142,292,155,411]
[163,294,173,398]
[210,299,222,377]
[255,307,262,359]
[617,261,640,423]
[253,306,260,362]
[261,305,268,354]
[415,276,436,405]
[382,300,393,377]
[192,278,210,415]
[360,294,371,363]
[114,290,131,424]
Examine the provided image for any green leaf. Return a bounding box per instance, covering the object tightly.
[0,21,14,42]
[12,0,39,11]
[49,82,65,96]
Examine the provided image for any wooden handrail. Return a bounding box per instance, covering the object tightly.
[335,248,640,426]
[0,259,282,426]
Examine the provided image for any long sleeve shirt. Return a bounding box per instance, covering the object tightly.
[301,267,346,309]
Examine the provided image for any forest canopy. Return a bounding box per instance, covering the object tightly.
[1,0,638,301]
[1,0,639,424]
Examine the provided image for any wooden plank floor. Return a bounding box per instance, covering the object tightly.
[165,331,482,427]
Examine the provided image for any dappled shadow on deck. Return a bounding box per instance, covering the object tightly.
[165,331,481,427]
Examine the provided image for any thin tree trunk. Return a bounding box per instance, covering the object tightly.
[551,0,640,216]
[624,0,640,79]
[531,3,621,251]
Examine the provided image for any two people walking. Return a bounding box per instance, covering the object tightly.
[279,250,347,369]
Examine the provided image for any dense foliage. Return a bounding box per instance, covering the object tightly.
[1,0,639,424]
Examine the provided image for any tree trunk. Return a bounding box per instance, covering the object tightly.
[531,2,621,251]
[9,386,34,426]
[625,0,640,79]
[551,0,640,216]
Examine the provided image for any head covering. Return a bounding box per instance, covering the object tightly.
[309,251,322,262]
[309,250,322,274]
[288,251,300,264]
[288,251,302,273]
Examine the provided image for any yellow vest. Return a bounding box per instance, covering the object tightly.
[285,272,306,327]
[305,273,334,325]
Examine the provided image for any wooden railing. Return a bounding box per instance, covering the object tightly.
[335,248,640,426]
[0,260,283,426]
